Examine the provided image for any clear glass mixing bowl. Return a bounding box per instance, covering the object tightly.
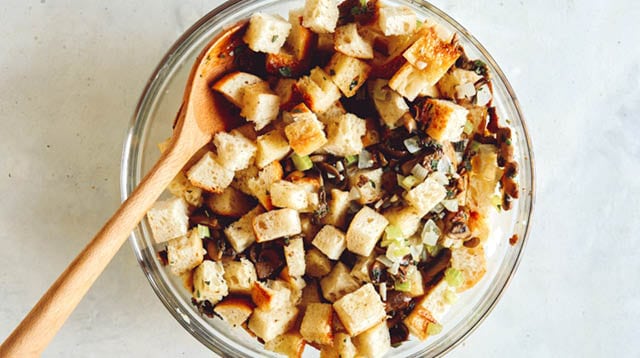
[121,0,535,356]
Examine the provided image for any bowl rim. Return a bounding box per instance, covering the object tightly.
[120,0,536,356]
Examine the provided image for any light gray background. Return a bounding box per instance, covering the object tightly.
[1,0,639,357]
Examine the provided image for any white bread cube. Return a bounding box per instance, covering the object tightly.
[243,13,291,54]
[383,205,422,237]
[180,270,194,293]
[296,67,341,112]
[222,258,257,295]
[224,205,264,253]
[350,254,375,283]
[212,71,266,107]
[404,176,448,216]
[192,260,228,304]
[300,279,322,307]
[320,262,360,302]
[424,98,469,142]
[265,332,306,358]
[405,265,425,298]
[206,186,254,218]
[247,161,284,209]
[274,78,298,109]
[213,131,257,171]
[166,229,205,276]
[213,297,253,327]
[388,62,433,101]
[279,269,307,304]
[320,332,356,358]
[256,129,291,168]
[167,172,204,207]
[248,305,299,342]
[186,151,234,193]
[325,52,371,97]
[284,237,307,277]
[285,115,328,156]
[240,83,281,131]
[288,9,316,57]
[305,248,333,277]
[253,208,302,242]
[333,283,386,336]
[377,6,417,36]
[334,23,373,59]
[353,321,391,358]
[147,197,189,244]
[321,113,366,157]
[233,122,258,141]
[403,279,449,340]
[402,27,461,85]
[251,280,292,310]
[312,225,347,260]
[349,168,383,204]
[300,214,322,242]
[322,189,351,229]
[451,245,486,291]
[316,100,347,126]
[369,79,409,128]
[270,180,310,211]
[232,164,259,195]
[437,68,482,99]
[300,303,334,345]
[283,102,316,124]
[302,0,339,34]
[346,206,389,257]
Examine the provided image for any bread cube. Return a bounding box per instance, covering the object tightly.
[224,205,264,253]
[320,262,361,302]
[284,237,307,277]
[206,186,254,218]
[451,245,486,291]
[316,100,347,126]
[334,23,373,59]
[424,98,469,142]
[251,280,292,310]
[186,151,234,193]
[403,279,449,340]
[193,260,228,304]
[402,27,461,85]
[147,197,189,243]
[320,332,356,358]
[312,225,347,260]
[300,303,334,345]
[333,283,386,336]
[231,164,259,195]
[265,332,306,358]
[325,52,371,97]
[285,115,328,156]
[213,131,257,171]
[346,206,389,257]
[388,62,433,101]
[322,113,366,157]
[288,9,317,58]
[300,279,322,307]
[274,78,299,110]
[279,268,307,304]
[369,79,409,128]
[296,67,341,112]
[256,129,291,169]
[247,161,284,209]
[283,102,316,124]
[404,176,448,216]
[353,321,391,358]
[383,205,422,237]
[166,229,206,276]
[248,305,299,342]
[253,208,302,242]
[222,258,257,295]
[213,296,253,327]
[437,68,482,99]
[349,168,383,204]
[243,13,291,54]
[405,264,425,298]
[321,189,351,229]
[302,0,339,34]
[167,172,204,207]
[378,6,417,36]
[212,71,266,107]
[350,254,375,283]
[270,180,310,211]
[240,83,281,131]
[305,248,333,277]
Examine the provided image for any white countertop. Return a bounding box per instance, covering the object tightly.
[1,0,639,357]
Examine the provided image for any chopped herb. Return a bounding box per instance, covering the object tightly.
[453,141,466,152]
[217,53,226,59]
[505,138,512,146]
[278,66,292,77]
[329,69,336,76]
[271,35,279,42]
[195,289,200,298]
[430,159,439,170]
[349,79,359,91]
[464,160,472,171]
[204,280,211,285]
[446,190,456,199]
[284,237,291,245]
[369,179,376,188]
[473,60,487,76]
[416,19,423,28]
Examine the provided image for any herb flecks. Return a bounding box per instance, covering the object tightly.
[278,66,292,77]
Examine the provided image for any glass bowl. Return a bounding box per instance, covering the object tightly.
[120,0,535,356]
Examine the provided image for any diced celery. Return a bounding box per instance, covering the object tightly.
[400,175,419,190]
[291,154,313,171]
[394,280,412,292]
[197,224,210,238]
[345,154,358,165]
[427,322,443,335]
[425,244,441,257]
[386,241,410,261]
[463,119,474,135]
[444,267,464,287]
[385,225,403,241]
[444,289,458,304]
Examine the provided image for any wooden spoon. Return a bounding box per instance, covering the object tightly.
[0,21,248,357]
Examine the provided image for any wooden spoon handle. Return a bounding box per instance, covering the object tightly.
[0,134,194,357]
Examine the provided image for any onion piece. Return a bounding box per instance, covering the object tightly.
[379,283,387,301]
[358,149,374,169]
[441,199,459,212]
[411,164,429,181]
[403,136,422,154]
[421,219,441,246]
[476,84,492,106]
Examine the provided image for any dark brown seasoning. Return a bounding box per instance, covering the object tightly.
[389,323,410,346]
[509,233,519,246]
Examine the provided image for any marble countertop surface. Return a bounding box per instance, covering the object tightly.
[1,0,639,357]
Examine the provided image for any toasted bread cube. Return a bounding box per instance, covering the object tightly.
[224,206,264,253]
[265,332,306,358]
[240,84,281,131]
[305,248,333,277]
[283,102,316,124]
[212,71,266,107]
[206,186,254,218]
[353,321,391,358]
[232,164,259,195]
[317,32,334,51]
[451,245,486,291]
[284,237,307,277]
[349,168,383,204]
[424,98,469,142]
[437,68,482,99]
[320,332,356,358]
[252,280,293,310]
[316,100,347,126]
[213,131,257,171]
[222,258,257,295]
[147,197,189,244]
[243,13,291,54]
[383,205,422,237]
[193,260,228,304]
[270,180,310,211]
[350,254,375,283]
[279,268,307,304]
[248,305,299,342]
[253,208,302,242]
[167,172,204,208]
[302,0,339,34]
[322,189,351,229]
[300,303,334,345]
[300,279,322,307]
[325,52,371,97]
[296,67,341,112]
[320,262,361,302]
[369,79,409,128]
[247,161,284,209]
[300,214,322,243]
[346,206,389,257]
[312,225,347,260]
[378,6,417,36]
[288,9,317,57]
[256,129,291,168]
[388,62,433,101]
[284,115,328,156]
[402,27,461,85]
[334,23,373,59]
[186,151,234,193]
[266,49,312,79]
[403,279,450,340]
[404,176,448,216]
[166,229,205,276]
[333,283,386,336]
[405,265,425,298]
[213,296,254,327]
[322,113,366,157]
[275,78,299,110]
